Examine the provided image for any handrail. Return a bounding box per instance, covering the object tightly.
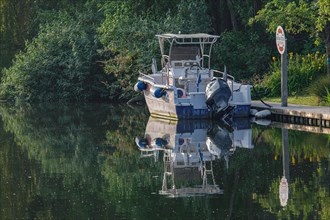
[138,72,173,90]
[139,71,155,82]
[212,70,235,81]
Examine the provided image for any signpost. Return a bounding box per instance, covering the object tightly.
[276,26,288,107]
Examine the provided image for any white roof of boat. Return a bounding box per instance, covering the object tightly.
[156,33,220,39]
[156,33,220,44]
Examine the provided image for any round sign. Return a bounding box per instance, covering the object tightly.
[276,26,286,54]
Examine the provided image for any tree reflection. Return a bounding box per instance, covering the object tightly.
[253,125,330,219]
[0,103,149,219]
[0,103,329,219]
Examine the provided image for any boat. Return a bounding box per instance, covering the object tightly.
[134,33,252,120]
[135,117,254,197]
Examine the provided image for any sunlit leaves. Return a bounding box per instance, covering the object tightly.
[252,0,317,34]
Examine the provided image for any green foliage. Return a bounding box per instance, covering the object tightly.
[1,0,327,102]
[0,0,38,70]
[308,75,330,104]
[251,0,329,52]
[0,0,91,71]
[0,8,108,102]
[325,87,330,104]
[257,52,327,97]
[98,0,212,100]
[314,0,330,34]
[213,30,272,80]
[252,0,316,34]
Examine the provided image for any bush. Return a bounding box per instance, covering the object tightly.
[308,75,330,105]
[0,9,108,102]
[259,52,327,97]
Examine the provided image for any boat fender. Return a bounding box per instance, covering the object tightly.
[177,88,186,98]
[153,88,166,98]
[135,137,148,148]
[154,138,168,147]
[134,81,146,92]
[250,109,258,116]
[254,119,271,126]
[255,109,271,118]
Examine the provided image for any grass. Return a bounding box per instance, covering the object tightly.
[260,95,329,106]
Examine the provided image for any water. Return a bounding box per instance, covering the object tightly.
[0,103,329,219]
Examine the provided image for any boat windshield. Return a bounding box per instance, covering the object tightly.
[170,46,200,61]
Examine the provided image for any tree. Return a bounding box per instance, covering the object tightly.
[0,8,108,102]
[251,0,330,75]
[0,0,37,69]
[205,0,263,34]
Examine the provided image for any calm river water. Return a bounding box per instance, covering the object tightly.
[0,103,329,219]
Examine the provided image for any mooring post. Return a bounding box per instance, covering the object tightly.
[276,26,288,107]
[281,46,288,107]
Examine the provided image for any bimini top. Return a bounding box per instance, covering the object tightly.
[156,33,220,45]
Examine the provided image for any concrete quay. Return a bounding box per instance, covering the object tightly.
[251,101,330,134]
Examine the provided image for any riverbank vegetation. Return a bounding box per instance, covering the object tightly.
[255,52,330,105]
[0,0,329,104]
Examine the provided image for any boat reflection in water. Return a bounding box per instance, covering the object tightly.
[135,117,254,198]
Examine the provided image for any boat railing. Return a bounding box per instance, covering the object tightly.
[139,71,155,82]
[188,91,206,95]
[212,70,235,81]
[139,71,174,90]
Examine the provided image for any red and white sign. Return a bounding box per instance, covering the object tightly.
[276,26,286,54]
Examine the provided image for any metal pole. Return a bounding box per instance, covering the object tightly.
[281,39,288,107]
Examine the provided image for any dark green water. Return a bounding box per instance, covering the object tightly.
[0,103,329,219]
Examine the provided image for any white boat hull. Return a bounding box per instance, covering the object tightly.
[144,89,211,120]
[143,86,251,120]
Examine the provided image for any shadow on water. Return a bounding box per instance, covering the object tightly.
[0,103,329,219]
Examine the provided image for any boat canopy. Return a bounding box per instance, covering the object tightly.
[156,33,220,69]
[156,33,219,45]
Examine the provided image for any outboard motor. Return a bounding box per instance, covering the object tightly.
[205,78,232,116]
[206,123,234,167]
[207,124,233,151]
